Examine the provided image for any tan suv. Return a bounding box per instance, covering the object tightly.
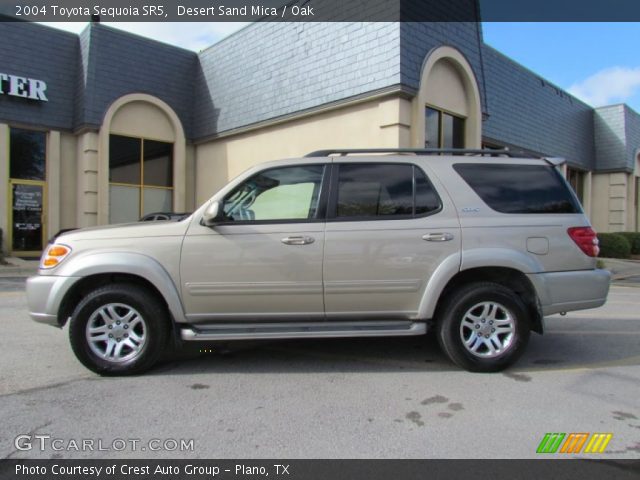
[26,148,610,375]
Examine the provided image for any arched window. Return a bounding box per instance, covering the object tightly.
[412,47,482,149]
[98,94,186,225]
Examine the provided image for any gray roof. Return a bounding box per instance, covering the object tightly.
[594,104,640,173]
[75,24,198,134]
[481,45,595,169]
[0,21,78,130]
[400,21,487,112]
[1,20,638,174]
[194,22,401,139]
[624,105,640,171]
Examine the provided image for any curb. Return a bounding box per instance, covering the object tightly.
[611,273,640,281]
[611,282,640,288]
[608,258,640,264]
[0,268,37,278]
[0,259,39,278]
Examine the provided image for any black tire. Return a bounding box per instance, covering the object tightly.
[436,282,530,372]
[69,283,169,376]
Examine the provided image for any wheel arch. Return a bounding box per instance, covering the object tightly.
[421,266,544,334]
[55,252,186,328]
[57,273,169,328]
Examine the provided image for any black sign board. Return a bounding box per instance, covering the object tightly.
[12,183,43,252]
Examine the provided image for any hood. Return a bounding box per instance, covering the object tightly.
[54,218,192,243]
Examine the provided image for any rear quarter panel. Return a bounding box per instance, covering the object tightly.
[423,158,597,273]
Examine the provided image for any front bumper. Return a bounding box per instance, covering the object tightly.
[26,275,81,327]
[527,268,611,316]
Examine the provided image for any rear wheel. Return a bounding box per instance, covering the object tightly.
[69,284,169,375]
[436,282,530,372]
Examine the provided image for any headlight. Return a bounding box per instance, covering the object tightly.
[40,244,72,269]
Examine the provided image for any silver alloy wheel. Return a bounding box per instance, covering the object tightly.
[459,301,515,358]
[85,303,147,364]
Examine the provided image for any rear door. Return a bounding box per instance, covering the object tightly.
[323,160,460,320]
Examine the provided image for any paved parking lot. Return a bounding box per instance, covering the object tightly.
[0,278,638,459]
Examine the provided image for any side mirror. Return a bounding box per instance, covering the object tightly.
[202,201,223,227]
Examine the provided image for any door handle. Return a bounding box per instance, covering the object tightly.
[281,236,315,245]
[422,233,454,242]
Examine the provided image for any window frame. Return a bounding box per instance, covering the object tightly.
[326,162,443,222]
[566,166,586,205]
[7,126,48,256]
[453,162,582,215]
[425,105,465,149]
[215,163,331,225]
[9,126,47,181]
[108,133,174,222]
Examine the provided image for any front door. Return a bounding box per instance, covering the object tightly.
[180,163,329,323]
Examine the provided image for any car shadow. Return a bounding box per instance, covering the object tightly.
[152,333,458,375]
[149,316,640,376]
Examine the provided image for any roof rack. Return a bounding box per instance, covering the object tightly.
[304,148,530,158]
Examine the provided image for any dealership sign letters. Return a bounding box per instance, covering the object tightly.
[0,73,48,101]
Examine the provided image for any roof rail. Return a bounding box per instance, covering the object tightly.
[304,148,530,158]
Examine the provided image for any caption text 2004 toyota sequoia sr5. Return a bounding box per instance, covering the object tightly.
[26,148,611,375]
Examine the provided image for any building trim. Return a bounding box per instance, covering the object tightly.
[592,167,635,175]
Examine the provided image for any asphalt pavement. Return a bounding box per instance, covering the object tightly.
[0,277,638,460]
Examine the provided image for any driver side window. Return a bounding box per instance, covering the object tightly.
[222,164,326,222]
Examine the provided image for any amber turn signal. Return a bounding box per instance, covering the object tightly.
[40,244,71,269]
[47,245,69,257]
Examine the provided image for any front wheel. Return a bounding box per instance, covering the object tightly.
[436,282,531,372]
[69,284,169,375]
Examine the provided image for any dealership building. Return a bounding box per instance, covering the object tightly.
[1,18,639,255]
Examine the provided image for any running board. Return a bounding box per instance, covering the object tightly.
[181,321,426,341]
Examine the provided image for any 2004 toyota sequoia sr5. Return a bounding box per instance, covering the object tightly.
[27,148,610,375]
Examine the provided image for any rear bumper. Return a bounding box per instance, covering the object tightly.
[527,269,611,316]
[26,275,81,327]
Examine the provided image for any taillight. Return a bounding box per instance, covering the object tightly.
[567,227,599,257]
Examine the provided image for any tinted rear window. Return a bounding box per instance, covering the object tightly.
[334,164,441,219]
[453,163,581,214]
[415,167,441,215]
[336,164,413,217]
